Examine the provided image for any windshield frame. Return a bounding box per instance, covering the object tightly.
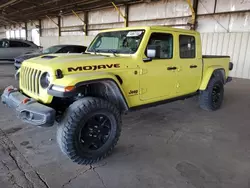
[86,29,145,55]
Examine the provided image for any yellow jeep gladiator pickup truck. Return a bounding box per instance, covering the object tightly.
[1,26,233,164]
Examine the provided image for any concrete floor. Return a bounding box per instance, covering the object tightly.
[0,64,250,188]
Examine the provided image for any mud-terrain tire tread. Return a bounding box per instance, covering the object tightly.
[199,76,224,111]
[57,97,121,165]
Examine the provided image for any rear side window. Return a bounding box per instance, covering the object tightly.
[10,41,30,47]
[179,35,195,58]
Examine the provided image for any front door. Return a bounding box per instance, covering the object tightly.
[139,32,177,101]
[175,34,202,95]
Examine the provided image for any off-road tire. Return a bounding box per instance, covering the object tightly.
[57,97,121,165]
[199,76,224,111]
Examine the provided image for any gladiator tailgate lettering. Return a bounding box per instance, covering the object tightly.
[68,64,120,72]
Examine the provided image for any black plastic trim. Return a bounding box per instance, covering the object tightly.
[129,92,198,111]
[229,62,234,71]
[202,55,230,58]
[48,78,129,111]
[1,87,56,127]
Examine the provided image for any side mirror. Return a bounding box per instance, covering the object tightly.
[146,45,160,58]
[143,45,160,62]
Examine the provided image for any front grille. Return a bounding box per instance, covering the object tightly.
[21,66,42,95]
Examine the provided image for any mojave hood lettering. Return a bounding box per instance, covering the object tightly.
[68,64,120,72]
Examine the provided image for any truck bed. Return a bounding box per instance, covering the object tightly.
[202,55,231,79]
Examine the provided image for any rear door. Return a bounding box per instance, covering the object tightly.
[175,34,202,95]
[9,40,34,59]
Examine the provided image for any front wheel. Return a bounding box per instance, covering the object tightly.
[199,76,224,111]
[57,97,121,165]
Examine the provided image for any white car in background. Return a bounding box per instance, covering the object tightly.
[0,39,41,61]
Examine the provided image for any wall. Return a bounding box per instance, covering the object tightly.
[201,32,250,78]
[196,0,250,78]
[0,27,5,38]
[40,35,95,49]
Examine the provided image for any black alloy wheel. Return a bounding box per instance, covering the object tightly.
[78,114,112,151]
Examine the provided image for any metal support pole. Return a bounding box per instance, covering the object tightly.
[24,22,28,40]
[39,19,42,37]
[124,4,129,27]
[58,16,61,37]
[84,11,88,36]
[112,2,127,27]
[72,10,88,35]
[46,15,59,27]
[214,0,218,13]
[72,10,85,24]
[187,0,198,30]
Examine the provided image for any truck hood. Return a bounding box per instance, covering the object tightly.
[22,53,135,75]
[24,53,107,64]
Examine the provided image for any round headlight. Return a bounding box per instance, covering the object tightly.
[40,72,51,89]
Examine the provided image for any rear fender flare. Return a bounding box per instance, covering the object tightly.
[199,67,226,90]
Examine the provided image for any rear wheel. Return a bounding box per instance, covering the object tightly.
[57,97,121,165]
[199,76,224,111]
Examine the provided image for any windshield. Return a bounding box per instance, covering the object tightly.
[43,46,62,54]
[88,30,145,54]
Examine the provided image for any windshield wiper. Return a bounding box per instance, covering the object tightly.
[93,49,101,55]
[108,49,118,57]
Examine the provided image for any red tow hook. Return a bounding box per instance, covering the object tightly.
[7,88,14,92]
[21,98,30,104]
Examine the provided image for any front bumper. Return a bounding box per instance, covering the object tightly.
[1,86,55,127]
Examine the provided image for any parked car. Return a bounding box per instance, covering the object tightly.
[0,39,41,61]
[14,44,87,69]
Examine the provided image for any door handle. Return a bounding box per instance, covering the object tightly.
[167,66,177,70]
[190,65,198,69]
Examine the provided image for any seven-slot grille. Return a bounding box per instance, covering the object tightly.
[21,66,42,95]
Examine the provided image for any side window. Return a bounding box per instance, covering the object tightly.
[146,33,173,59]
[21,42,31,47]
[0,40,9,48]
[179,35,195,58]
[9,41,30,48]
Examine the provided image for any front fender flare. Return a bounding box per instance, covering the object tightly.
[49,72,129,110]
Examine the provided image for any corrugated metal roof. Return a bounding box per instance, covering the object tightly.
[0,0,142,26]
